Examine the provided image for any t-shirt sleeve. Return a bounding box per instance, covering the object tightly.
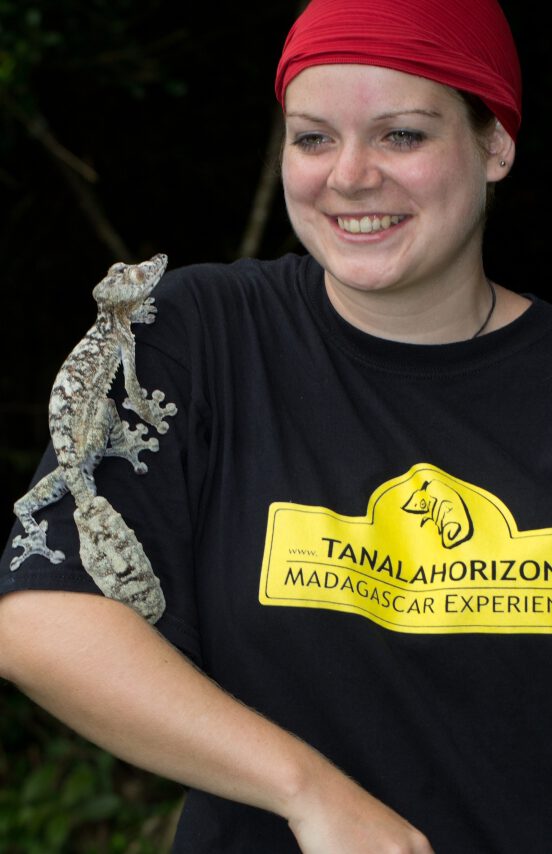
[0,276,210,666]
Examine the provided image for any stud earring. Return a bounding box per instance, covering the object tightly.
[499,160,507,167]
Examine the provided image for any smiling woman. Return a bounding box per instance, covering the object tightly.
[1,2,552,854]
[281,64,522,342]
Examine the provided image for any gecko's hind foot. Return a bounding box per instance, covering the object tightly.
[106,419,159,472]
[123,389,177,434]
[10,521,65,571]
[151,390,177,432]
[124,421,160,465]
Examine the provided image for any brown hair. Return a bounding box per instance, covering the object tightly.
[458,91,496,144]
[456,90,498,208]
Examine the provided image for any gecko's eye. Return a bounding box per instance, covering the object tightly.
[129,267,146,284]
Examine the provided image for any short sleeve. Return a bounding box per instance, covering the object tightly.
[0,286,211,666]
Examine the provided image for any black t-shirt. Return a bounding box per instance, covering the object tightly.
[2,253,552,853]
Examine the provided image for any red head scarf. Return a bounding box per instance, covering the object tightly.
[275,0,521,140]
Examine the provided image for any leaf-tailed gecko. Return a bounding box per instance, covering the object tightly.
[10,253,175,623]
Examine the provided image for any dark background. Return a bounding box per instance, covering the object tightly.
[0,1,549,849]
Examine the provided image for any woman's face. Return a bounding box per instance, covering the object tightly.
[282,64,500,299]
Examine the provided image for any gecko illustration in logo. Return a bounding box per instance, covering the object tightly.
[402,479,474,548]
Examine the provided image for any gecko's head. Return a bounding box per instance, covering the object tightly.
[93,253,168,309]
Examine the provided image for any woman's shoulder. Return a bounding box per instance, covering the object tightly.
[133,253,319,359]
[154,252,315,306]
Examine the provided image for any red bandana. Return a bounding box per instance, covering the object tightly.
[275,0,521,140]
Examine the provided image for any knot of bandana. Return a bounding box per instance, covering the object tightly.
[275,0,521,140]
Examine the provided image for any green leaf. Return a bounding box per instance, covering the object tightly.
[25,8,41,27]
[45,811,71,848]
[164,80,187,98]
[71,792,122,823]
[60,762,97,807]
[21,762,58,803]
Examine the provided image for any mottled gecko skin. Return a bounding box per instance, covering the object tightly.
[10,253,175,623]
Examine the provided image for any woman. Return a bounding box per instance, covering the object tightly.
[0,0,549,851]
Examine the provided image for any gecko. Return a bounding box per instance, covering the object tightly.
[10,253,175,623]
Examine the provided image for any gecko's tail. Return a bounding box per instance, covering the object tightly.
[74,495,165,624]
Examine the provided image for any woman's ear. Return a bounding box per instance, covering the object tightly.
[486,120,516,182]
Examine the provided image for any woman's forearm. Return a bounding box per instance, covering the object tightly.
[0,590,315,817]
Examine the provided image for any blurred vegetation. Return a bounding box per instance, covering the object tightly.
[0,684,183,851]
[0,0,549,850]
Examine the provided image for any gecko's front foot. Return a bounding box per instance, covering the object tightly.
[10,520,65,571]
[130,297,157,325]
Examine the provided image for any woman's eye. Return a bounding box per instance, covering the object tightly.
[292,133,330,151]
[387,129,425,149]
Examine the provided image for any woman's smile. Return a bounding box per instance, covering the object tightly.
[332,213,409,236]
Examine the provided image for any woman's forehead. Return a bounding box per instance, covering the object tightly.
[284,64,462,118]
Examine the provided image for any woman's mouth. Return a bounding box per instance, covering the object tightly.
[336,214,407,234]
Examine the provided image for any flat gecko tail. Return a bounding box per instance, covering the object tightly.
[74,496,165,624]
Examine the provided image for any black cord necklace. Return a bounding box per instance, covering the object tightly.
[472,279,496,338]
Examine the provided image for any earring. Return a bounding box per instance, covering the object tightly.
[499,160,507,167]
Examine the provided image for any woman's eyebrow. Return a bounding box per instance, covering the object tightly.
[285,112,328,122]
[373,108,443,120]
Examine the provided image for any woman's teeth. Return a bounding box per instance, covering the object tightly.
[336,215,405,234]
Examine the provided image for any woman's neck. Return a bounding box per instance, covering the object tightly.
[324,271,531,345]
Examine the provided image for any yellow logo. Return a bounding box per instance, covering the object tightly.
[259,464,552,634]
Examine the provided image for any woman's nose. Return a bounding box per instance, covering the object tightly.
[327,143,384,195]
